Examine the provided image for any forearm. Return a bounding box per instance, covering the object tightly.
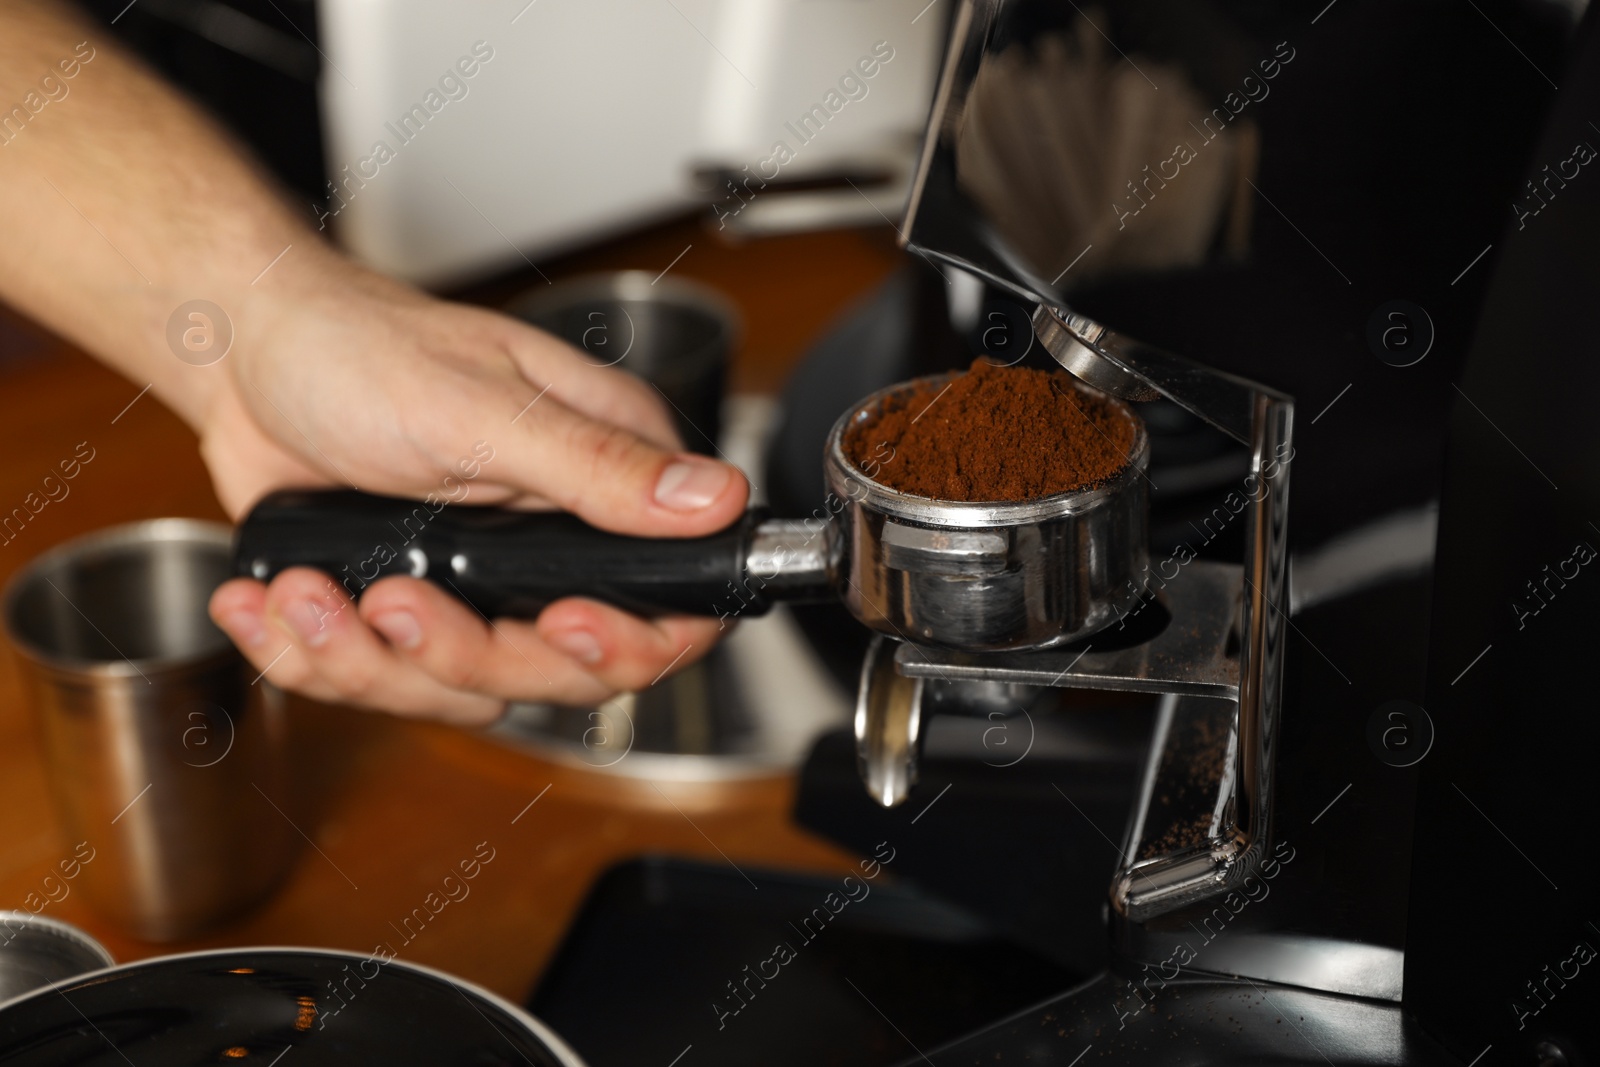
[0,0,336,427]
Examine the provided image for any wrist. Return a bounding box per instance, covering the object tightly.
[191,241,431,434]
[130,221,317,426]
[174,238,369,427]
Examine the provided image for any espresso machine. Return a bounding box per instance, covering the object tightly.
[234,0,1599,1060]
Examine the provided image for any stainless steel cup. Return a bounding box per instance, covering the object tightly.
[0,912,114,1005]
[505,271,736,455]
[2,520,293,941]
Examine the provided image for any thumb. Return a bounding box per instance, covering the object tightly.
[495,389,749,537]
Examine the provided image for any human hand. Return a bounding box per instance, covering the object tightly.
[203,247,748,724]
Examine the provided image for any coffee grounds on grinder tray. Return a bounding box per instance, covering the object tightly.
[844,358,1139,502]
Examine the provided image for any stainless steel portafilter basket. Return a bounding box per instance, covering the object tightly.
[822,376,1149,652]
[234,374,1151,656]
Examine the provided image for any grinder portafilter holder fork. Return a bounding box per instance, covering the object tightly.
[876,311,1294,924]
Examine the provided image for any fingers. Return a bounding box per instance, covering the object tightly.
[357,577,718,701]
[224,299,746,538]
[532,596,720,693]
[211,572,503,725]
[499,318,684,452]
[489,388,749,539]
[481,307,746,535]
[209,572,718,722]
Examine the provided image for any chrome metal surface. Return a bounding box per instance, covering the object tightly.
[823,376,1150,652]
[919,676,1039,717]
[1229,391,1293,913]
[881,521,1009,575]
[893,559,1240,699]
[747,518,834,597]
[1030,307,1159,402]
[0,913,114,1004]
[903,1,1262,321]
[1033,305,1270,447]
[901,0,1048,304]
[1,520,293,941]
[855,635,925,808]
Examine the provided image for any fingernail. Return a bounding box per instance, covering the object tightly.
[546,628,603,665]
[219,609,267,649]
[370,610,422,651]
[654,456,733,512]
[282,598,333,648]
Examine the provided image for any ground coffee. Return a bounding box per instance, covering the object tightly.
[844,358,1139,502]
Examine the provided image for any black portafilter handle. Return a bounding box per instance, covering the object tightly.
[232,489,833,621]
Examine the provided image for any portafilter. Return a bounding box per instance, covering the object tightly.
[234,374,1150,656]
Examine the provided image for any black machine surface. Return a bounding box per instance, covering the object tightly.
[527,857,1079,1067]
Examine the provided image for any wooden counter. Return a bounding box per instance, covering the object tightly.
[0,217,902,1002]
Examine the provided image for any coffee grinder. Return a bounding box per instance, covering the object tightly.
[843,0,1297,934]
